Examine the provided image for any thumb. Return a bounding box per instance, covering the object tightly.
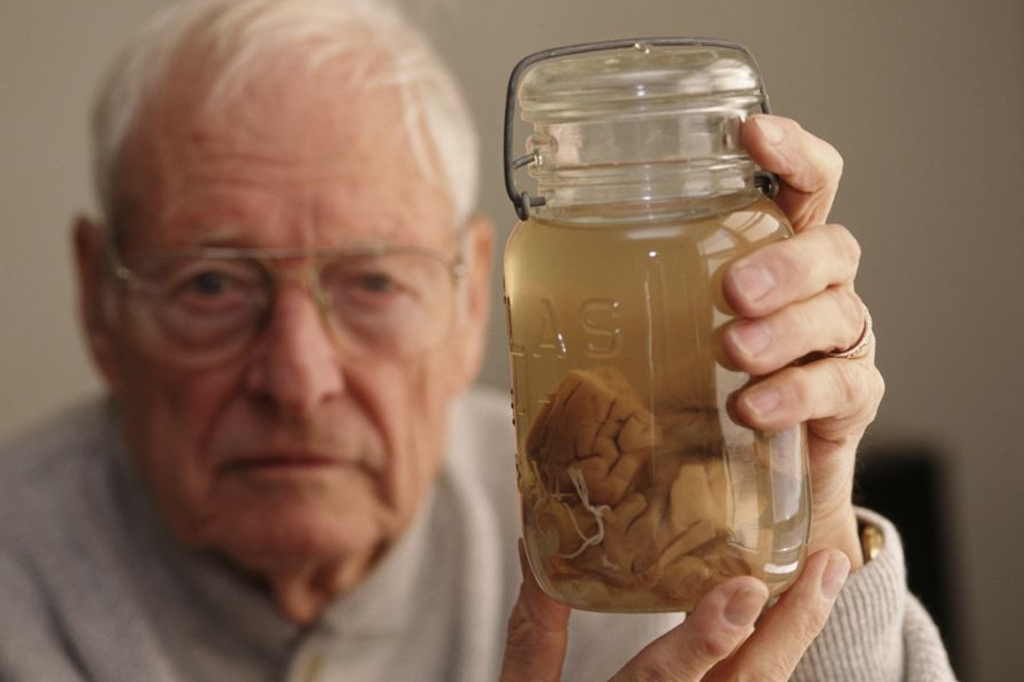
[500,541,571,682]
[742,114,843,231]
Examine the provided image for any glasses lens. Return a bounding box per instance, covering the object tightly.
[116,246,458,366]
[317,251,455,357]
[127,256,269,365]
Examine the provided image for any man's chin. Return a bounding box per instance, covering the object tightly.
[196,498,395,579]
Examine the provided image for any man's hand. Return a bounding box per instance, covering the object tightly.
[501,544,850,681]
[725,114,884,568]
[501,115,884,680]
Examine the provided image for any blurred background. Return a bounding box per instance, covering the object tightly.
[1,0,1021,679]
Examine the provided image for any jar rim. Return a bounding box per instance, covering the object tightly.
[518,42,763,121]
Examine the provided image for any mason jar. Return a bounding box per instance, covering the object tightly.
[503,39,810,613]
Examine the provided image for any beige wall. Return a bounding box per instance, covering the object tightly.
[2,0,1021,679]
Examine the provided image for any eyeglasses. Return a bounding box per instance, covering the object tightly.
[105,240,467,368]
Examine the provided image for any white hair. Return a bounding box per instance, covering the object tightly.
[92,0,479,229]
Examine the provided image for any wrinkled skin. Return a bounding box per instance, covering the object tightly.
[74,46,494,624]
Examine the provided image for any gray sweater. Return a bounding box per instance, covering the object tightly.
[0,391,957,681]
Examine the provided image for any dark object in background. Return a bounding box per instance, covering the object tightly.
[855,445,970,680]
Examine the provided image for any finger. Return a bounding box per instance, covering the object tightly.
[731,358,882,567]
[499,542,571,682]
[720,287,867,376]
[610,577,768,682]
[710,551,850,682]
[742,115,844,230]
[722,223,861,318]
[730,353,885,436]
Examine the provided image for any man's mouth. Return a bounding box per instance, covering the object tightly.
[222,456,339,471]
[218,448,353,475]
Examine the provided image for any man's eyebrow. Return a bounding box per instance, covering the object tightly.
[195,236,252,248]
[170,225,256,248]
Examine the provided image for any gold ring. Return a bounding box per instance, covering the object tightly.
[826,304,873,360]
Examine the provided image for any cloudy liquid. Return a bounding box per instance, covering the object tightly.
[504,195,811,612]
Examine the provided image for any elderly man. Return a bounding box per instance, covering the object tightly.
[0,0,956,680]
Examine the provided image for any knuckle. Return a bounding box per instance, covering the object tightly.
[633,662,683,682]
[873,366,887,404]
[801,128,844,191]
[770,114,805,141]
[864,365,886,416]
[764,609,830,667]
[848,362,885,415]
[831,359,868,408]
[735,657,792,682]
[693,629,739,661]
[784,115,805,133]
[791,298,819,333]
[827,143,845,183]
[632,623,744,681]
[788,369,816,410]
[789,609,831,653]
[772,245,807,292]
[800,600,833,637]
[832,289,864,340]
[639,634,729,679]
[827,224,861,272]
[764,658,796,682]
[502,613,535,660]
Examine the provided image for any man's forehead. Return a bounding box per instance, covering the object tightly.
[107,32,460,253]
[117,47,449,221]
[152,40,405,142]
[137,180,451,247]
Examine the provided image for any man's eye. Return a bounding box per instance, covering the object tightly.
[190,271,232,296]
[355,273,397,294]
[163,263,258,313]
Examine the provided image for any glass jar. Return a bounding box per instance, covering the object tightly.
[503,39,810,613]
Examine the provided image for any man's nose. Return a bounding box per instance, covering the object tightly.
[245,284,344,419]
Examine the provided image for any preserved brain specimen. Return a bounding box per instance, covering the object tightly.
[521,366,755,611]
[527,367,658,507]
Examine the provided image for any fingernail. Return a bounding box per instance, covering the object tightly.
[731,264,775,303]
[821,554,851,601]
[755,116,785,145]
[743,386,781,419]
[724,586,766,627]
[731,321,772,357]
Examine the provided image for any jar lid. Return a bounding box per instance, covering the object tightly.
[518,40,763,121]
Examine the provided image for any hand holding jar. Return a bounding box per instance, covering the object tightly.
[501,111,882,680]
